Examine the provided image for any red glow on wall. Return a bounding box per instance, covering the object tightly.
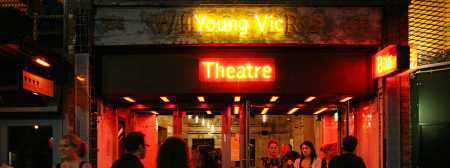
[322,114,338,145]
[134,114,158,168]
[355,100,380,168]
[199,58,275,82]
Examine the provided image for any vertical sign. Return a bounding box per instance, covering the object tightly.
[373,45,410,78]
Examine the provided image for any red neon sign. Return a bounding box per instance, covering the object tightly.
[199,58,275,82]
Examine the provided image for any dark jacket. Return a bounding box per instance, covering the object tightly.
[329,153,366,168]
[112,153,144,168]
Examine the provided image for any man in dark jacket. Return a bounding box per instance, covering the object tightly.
[112,132,146,168]
[329,136,366,168]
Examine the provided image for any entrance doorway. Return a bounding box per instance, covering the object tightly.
[0,119,62,168]
[125,94,344,168]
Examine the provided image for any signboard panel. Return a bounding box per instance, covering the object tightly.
[372,45,410,78]
[22,70,54,97]
[95,7,381,46]
[101,47,374,100]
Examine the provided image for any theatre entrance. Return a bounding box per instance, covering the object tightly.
[105,94,352,168]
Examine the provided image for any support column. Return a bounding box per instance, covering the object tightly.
[134,113,158,168]
[222,106,232,168]
[173,111,183,137]
[240,102,250,168]
[385,76,402,168]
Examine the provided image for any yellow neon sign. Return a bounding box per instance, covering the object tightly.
[194,14,284,33]
[376,54,397,75]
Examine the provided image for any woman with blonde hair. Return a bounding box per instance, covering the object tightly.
[54,134,91,168]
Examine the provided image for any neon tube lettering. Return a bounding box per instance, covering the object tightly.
[200,61,274,81]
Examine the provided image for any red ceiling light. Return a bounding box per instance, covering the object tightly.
[35,58,51,67]
[133,104,149,109]
[234,106,240,115]
[162,104,177,109]
[197,96,205,102]
[261,108,269,114]
[198,104,210,109]
[270,96,279,102]
[234,96,241,102]
[160,96,170,102]
[313,107,328,115]
[296,104,305,108]
[304,96,316,102]
[123,97,136,103]
[339,97,353,102]
[287,107,300,115]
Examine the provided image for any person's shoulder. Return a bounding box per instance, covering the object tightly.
[329,155,340,164]
[112,158,127,168]
[330,155,341,161]
[350,154,364,161]
[112,157,143,168]
[81,162,92,168]
[355,155,366,166]
[312,158,322,167]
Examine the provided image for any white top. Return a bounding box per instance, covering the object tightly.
[294,158,321,168]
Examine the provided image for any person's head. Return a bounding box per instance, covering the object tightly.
[123,132,146,158]
[300,141,317,160]
[320,143,337,160]
[342,136,358,153]
[281,144,292,155]
[58,134,86,160]
[157,137,189,168]
[267,140,279,157]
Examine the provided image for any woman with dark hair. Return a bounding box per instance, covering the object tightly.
[294,141,321,168]
[54,134,92,168]
[157,137,190,168]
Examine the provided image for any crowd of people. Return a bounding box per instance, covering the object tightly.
[0,131,366,168]
[112,132,221,168]
[110,131,366,168]
[261,136,366,168]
